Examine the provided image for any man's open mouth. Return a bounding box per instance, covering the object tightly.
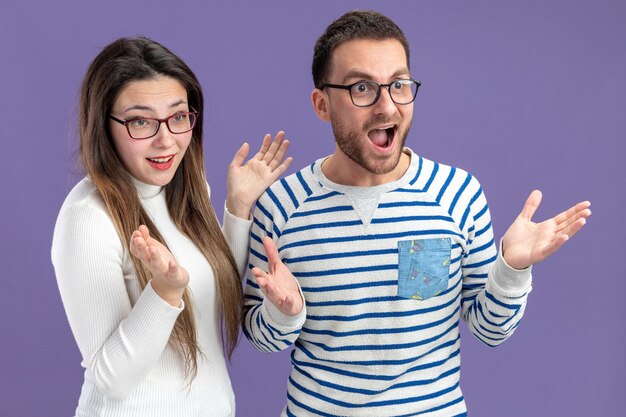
[367,125,397,149]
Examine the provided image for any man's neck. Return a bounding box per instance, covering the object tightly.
[321,149,411,187]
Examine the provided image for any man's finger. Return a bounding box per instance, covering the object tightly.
[553,201,591,225]
[555,207,591,233]
[283,295,294,311]
[560,217,588,240]
[262,236,282,272]
[542,234,569,259]
[519,190,542,221]
[252,268,275,297]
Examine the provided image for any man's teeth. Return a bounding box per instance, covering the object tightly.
[374,126,396,136]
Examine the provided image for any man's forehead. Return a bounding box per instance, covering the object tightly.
[329,38,409,81]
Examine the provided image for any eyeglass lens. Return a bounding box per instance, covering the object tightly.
[127,113,196,139]
[351,80,418,106]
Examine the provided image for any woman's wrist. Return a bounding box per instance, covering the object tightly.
[225,194,252,219]
[151,280,185,307]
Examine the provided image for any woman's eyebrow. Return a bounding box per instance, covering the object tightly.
[168,99,187,109]
[122,100,188,114]
[122,104,154,113]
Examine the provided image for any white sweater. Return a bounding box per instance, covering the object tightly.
[52,177,251,417]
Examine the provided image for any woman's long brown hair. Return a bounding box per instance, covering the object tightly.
[78,37,243,379]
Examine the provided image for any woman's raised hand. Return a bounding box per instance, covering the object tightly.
[226,131,292,219]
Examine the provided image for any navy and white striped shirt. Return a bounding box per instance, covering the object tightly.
[244,149,532,416]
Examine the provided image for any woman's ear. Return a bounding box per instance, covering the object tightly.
[311,88,331,122]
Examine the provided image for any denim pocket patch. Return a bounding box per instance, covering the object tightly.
[398,238,451,300]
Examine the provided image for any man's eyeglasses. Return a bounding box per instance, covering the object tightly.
[109,111,199,140]
[320,79,421,107]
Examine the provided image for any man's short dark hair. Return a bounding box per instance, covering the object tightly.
[312,10,410,89]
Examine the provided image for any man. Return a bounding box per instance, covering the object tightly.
[243,10,590,416]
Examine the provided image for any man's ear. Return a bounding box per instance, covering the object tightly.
[311,88,331,122]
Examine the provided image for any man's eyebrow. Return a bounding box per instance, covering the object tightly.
[341,69,410,84]
[341,71,373,83]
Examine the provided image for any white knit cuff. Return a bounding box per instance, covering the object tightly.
[488,240,533,297]
[222,203,253,276]
[144,280,185,311]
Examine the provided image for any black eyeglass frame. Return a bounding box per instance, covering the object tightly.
[320,79,421,107]
[109,111,199,140]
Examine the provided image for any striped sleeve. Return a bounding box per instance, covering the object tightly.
[460,179,532,347]
[243,177,309,353]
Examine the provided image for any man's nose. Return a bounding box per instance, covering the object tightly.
[371,86,398,115]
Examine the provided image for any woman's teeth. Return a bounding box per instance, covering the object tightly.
[148,156,172,163]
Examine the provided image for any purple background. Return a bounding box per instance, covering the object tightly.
[1,1,624,416]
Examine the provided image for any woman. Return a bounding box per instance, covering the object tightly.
[51,37,291,416]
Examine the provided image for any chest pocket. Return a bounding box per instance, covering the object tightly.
[397,238,451,300]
